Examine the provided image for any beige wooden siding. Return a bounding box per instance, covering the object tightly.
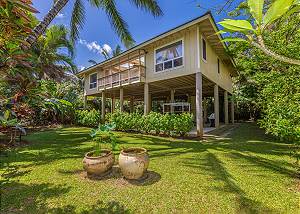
[145,28,197,83]
[199,33,233,93]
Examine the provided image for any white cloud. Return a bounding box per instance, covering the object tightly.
[102,44,112,54]
[79,39,112,56]
[78,65,86,71]
[56,13,65,19]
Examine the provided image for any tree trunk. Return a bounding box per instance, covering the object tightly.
[24,0,70,50]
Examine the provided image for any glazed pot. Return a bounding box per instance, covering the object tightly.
[83,149,115,176]
[119,147,149,180]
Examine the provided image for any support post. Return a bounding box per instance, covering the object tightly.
[224,91,229,125]
[214,84,220,128]
[195,72,203,137]
[101,92,106,123]
[120,88,124,112]
[170,89,175,113]
[148,94,152,113]
[83,95,87,109]
[231,98,235,124]
[144,83,149,115]
[111,97,115,113]
[130,96,134,113]
[203,98,207,124]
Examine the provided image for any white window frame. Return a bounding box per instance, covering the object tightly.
[201,36,207,63]
[89,72,97,89]
[154,38,184,73]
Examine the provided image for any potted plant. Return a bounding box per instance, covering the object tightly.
[83,123,117,176]
[119,147,149,180]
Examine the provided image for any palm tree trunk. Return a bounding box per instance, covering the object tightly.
[24,0,70,49]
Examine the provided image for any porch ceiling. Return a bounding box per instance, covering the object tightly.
[99,73,225,100]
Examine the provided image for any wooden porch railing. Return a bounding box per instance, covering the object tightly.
[98,65,145,91]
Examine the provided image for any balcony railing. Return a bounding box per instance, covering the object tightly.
[98,65,145,91]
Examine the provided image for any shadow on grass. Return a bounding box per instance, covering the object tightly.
[1,128,92,169]
[183,152,278,213]
[0,123,296,212]
[1,178,131,213]
[1,181,71,213]
[47,200,131,214]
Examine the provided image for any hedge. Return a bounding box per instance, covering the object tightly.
[75,109,101,127]
[106,111,194,137]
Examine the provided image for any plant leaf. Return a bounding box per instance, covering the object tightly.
[221,37,248,43]
[263,0,294,27]
[4,110,10,120]
[218,19,254,33]
[284,5,300,17]
[248,0,264,25]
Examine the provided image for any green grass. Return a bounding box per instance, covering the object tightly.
[1,123,299,213]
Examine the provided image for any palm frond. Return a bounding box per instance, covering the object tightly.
[101,48,110,59]
[70,0,85,44]
[112,45,122,57]
[54,53,78,74]
[128,0,163,17]
[89,0,135,48]
[45,25,75,57]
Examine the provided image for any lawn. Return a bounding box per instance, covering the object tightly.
[1,123,299,213]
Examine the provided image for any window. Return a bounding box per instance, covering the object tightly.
[202,38,207,61]
[217,58,220,74]
[89,73,97,89]
[155,40,183,72]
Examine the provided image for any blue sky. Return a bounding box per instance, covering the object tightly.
[32,0,242,70]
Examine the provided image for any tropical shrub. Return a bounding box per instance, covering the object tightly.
[107,111,194,137]
[90,123,117,156]
[39,98,75,125]
[75,109,101,127]
[257,68,300,143]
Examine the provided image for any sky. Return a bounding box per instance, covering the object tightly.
[32,0,242,71]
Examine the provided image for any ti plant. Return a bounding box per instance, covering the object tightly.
[90,123,117,157]
[218,0,300,65]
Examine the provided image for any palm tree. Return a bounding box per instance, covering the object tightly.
[101,44,123,59]
[112,45,122,57]
[33,25,77,81]
[25,0,162,49]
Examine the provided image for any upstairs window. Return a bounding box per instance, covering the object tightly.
[202,38,207,61]
[89,73,97,89]
[217,58,220,74]
[155,40,183,72]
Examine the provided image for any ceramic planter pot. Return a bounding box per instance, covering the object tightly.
[83,149,115,176]
[119,147,149,180]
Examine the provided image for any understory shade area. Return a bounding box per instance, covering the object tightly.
[1,123,299,213]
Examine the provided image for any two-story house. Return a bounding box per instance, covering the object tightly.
[77,12,238,137]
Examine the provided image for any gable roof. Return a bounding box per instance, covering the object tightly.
[77,11,237,77]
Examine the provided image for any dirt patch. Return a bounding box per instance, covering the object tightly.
[0,138,30,150]
[78,165,161,187]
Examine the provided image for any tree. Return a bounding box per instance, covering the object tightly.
[0,0,38,74]
[24,0,162,49]
[32,25,77,81]
[218,0,300,65]
[101,44,123,59]
[226,1,300,167]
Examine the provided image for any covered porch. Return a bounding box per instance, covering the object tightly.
[86,72,235,137]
